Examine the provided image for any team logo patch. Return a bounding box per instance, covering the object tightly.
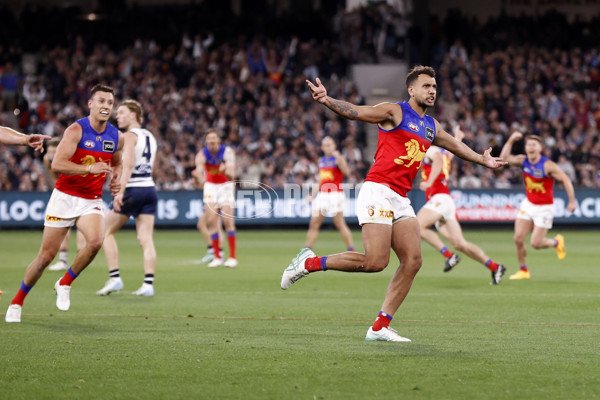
[394,139,427,168]
[408,122,419,132]
[84,140,94,148]
[426,127,434,141]
[46,215,63,222]
[367,205,375,217]
[103,140,115,152]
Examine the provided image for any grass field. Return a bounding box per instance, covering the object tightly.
[0,228,598,399]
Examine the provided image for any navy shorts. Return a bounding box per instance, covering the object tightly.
[110,186,158,217]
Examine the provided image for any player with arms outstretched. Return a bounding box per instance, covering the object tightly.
[500,132,577,280]
[281,66,506,342]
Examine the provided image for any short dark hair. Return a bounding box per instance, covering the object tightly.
[90,84,115,99]
[525,135,543,145]
[406,65,436,88]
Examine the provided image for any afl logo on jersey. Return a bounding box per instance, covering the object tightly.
[408,122,419,132]
[84,140,95,148]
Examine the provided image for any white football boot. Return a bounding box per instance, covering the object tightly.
[48,260,69,271]
[54,279,71,311]
[280,248,315,290]
[96,277,124,296]
[5,304,22,323]
[132,283,154,297]
[365,326,411,342]
[223,258,238,268]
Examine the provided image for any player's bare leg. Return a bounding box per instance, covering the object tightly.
[206,202,225,267]
[438,219,506,284]
[131,214,156,296]
[332,212,354,251]
[97,210,128,296]
[417,207,461,272]
[6,226,69,321]
[49,228,71,271]
[511,219,533,280]
[305,213,325,249]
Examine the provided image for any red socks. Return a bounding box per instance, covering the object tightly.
[227,231,236,259]
[485,259,499,272]
[372,311,392,331]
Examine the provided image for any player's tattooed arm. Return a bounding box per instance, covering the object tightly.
[327,99,359,119]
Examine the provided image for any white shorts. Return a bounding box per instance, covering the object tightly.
[356,181,415,226]
[44,189,105,228]
[312,191,345,217]
[203,181,235,208]
[423,193,457,222]
[517,198,554,229]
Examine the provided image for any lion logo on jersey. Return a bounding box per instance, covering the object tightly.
[394,139,427,168]
[319,170,334,181]
[81,155,106,177]
[525,176,546,193]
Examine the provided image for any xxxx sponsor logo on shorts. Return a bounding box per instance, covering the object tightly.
[378,209,394,219]
[46,215,63,222]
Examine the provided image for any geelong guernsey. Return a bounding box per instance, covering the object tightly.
[127,127,157,188]
[421,146,451,201]
[522,156,554,205]
[318,155,344,192]
[366,101,437,196]
[55,117,119,199]
[204,145,229,184]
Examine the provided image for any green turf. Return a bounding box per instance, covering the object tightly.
[0,228,598,399]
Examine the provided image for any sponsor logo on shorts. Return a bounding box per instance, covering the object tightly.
[378,209,394,219]
[84,140,94,148]
[46,215,63,222]
[103,140,115,152]
[407,122,419,132]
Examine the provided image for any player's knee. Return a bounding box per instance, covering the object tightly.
[86,237,104,252]
[452,241,467,252]
[364,255,390,272]
[530,239,544,249]
[39,251,57,267]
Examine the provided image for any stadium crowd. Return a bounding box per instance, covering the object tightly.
[0,5,599,192]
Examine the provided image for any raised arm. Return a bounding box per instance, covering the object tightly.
[545,160,577,212]
[222,147,235,180]
[499,131,527,167]
[333,150,351,176]
[306,78,400,128]
[432,120,506,169]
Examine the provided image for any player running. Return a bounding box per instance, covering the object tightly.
[500,131,577,280]
[417,126,506,284]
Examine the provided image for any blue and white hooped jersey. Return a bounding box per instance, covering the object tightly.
[127,127,157,188]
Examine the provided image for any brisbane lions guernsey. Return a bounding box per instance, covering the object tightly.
[55,117,119,199]
[421,146,451,201]
[522,156,554,205]
[204,145,229,184]
[366,101,437,196]
[318,156,344,192]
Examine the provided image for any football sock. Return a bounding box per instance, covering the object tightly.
[59,250,68,264]
[485,259,499,271]
[211,233,220,259]
[520,265,528,272]
[227,231,236,259]
[553,238,558,247]
[144,274,154,286]
[372,311,392,331]
[11,281,33,306]
[206,245,214,255]
[59,268,79,286]
[305,256,327,272]
[440,246,453,258]
[109,269,120,278]
[347,246,355,251]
